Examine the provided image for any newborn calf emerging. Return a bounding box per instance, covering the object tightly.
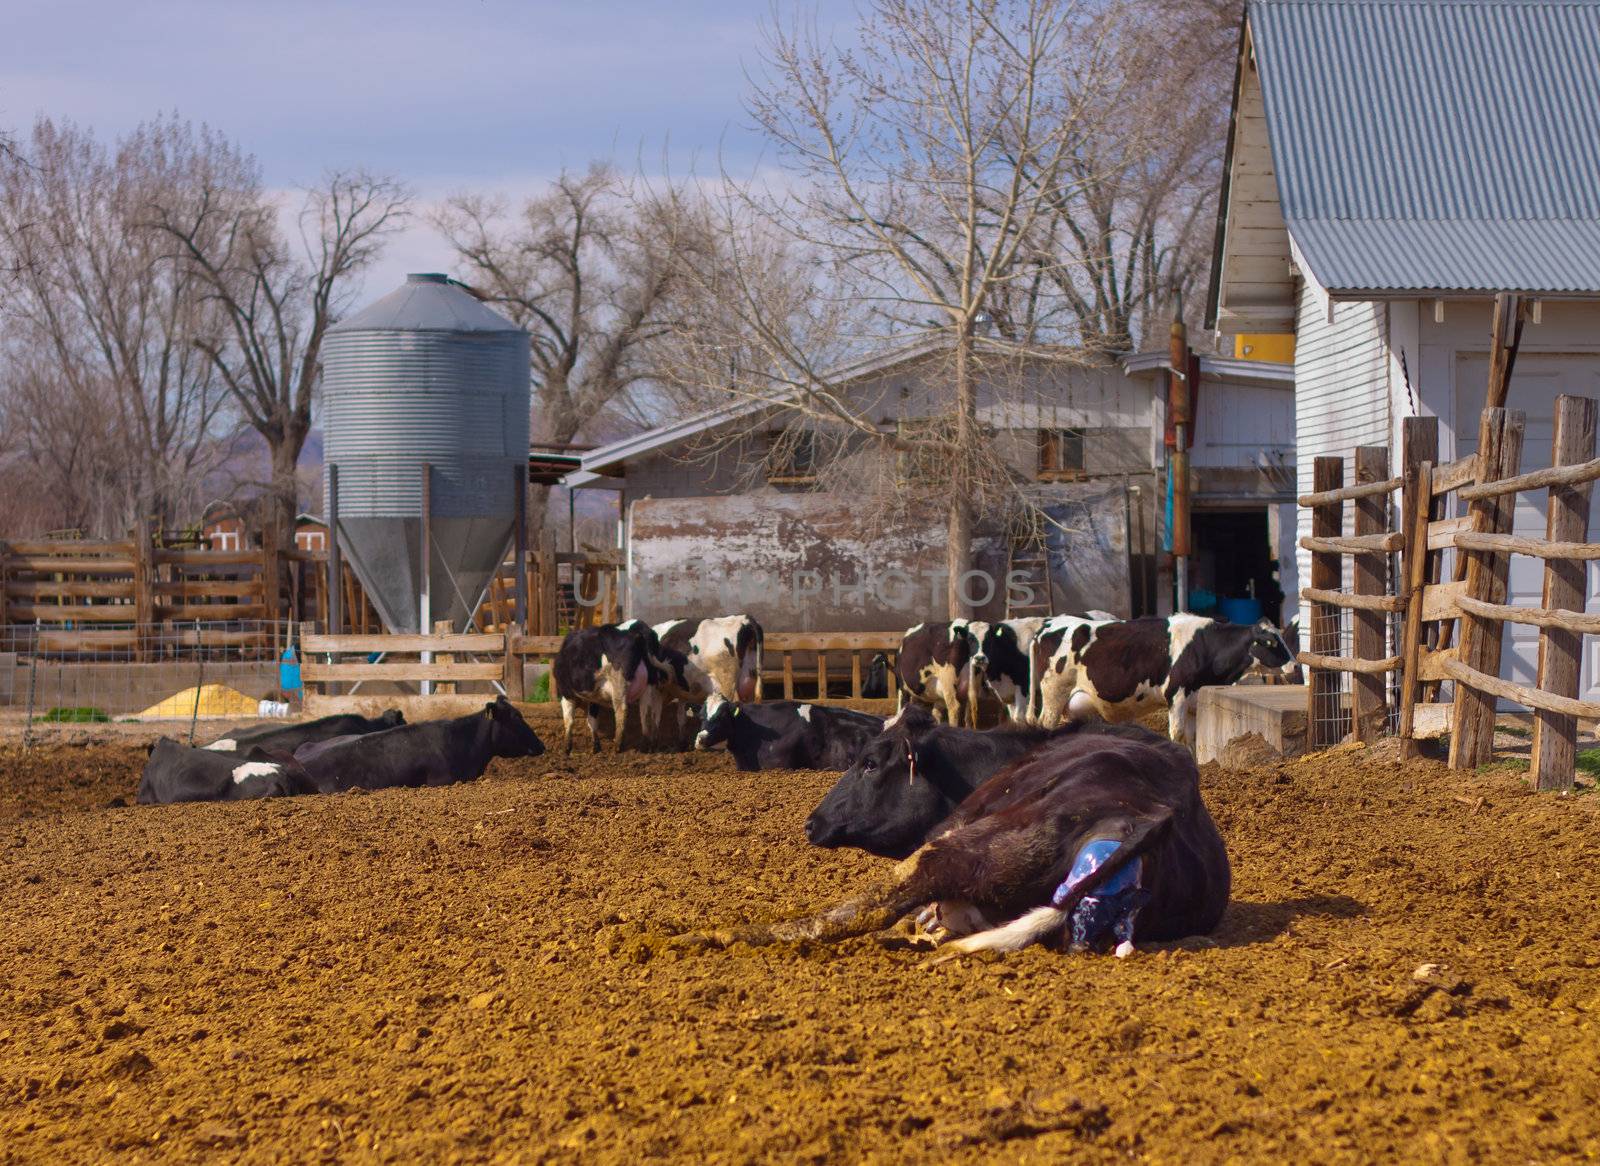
[690,729,1229,959]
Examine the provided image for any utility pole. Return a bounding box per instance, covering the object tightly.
[1168,315,1192,612]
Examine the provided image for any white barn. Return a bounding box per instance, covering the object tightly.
[1208,0,1600,697]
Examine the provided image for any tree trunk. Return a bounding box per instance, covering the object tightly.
[946,323,978,619]
[268,435,301,543]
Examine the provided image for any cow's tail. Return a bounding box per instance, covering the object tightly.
[673,853,929,951]
[933,905,1067,959]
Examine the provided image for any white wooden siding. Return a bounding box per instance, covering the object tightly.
[1293,282,1390,591]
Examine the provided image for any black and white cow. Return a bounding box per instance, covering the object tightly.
[804,704,1161,858]
[895,620,978,726]
[653,615,764,702]
[553,622,671,753]
[681,727,1230,960]
[694,695,883,771]
[1029,614,1113,727]
[137,739,318,804]
[966,617,1045,723]
[1064,614,1295,743]
[293,697,545,792]
[200,710,405,755]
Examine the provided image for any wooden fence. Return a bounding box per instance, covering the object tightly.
[762,632,900,701]
[1301,396,1600,790]
[297,628,904,715]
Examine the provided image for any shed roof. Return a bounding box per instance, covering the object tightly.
[1246,0,1600,296]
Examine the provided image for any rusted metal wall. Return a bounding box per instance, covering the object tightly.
[625,493,1008,631]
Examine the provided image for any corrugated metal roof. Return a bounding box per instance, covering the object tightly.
[331,273,523,333]
[1251,0,1600,294]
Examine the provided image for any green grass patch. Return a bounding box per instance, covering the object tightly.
[1497,723,1531,739]
[39,706,110,723]
[1575,748,1600,778]
[527,671,552,702]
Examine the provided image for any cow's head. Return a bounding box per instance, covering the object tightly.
[1247,619,1295,673]
[484,696,545,758]
[965,620,993,676]
[693,694,735,751]
[804,705,962,859]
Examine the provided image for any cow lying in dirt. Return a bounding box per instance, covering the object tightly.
[678,728,1229,960]
[804,704,1158,858]
[292,698,544,792]
[694,696,882,772]
[137,739,319,804]
[200,710,405,755]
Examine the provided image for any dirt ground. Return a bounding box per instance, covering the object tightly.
[3,705,1599,1163]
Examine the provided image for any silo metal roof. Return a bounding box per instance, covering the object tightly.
[1250,0,1600,294]
[329,272,523,333]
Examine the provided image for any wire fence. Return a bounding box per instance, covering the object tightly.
[0,620,304,732]
[1306,553,1405,747]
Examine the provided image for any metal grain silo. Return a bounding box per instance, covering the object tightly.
[322,273,530,634]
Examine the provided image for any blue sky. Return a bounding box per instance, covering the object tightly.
[3,0,856,297]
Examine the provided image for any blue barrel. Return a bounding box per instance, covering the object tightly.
[1219,597,1263,625]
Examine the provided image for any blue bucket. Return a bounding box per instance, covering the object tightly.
[1219,597,1263,625]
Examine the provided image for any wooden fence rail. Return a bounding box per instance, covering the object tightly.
[1303,396,1600,791]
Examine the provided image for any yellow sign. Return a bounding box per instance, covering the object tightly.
[1233,333,1295,363]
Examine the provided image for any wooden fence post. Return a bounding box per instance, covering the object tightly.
[1352,446,1391,740]
[1308,456,1345,748]
[502,627,526,702]
[433,619,456,694]
[1531,395,1597,790]
[1450,407,1525,769]
[133,516,155,662]
[1397,417,1440,757]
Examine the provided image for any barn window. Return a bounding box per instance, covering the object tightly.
[767,430,818,486]
[1038,428,1086,481]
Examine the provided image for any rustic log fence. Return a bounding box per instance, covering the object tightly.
[1301,395,1600,790]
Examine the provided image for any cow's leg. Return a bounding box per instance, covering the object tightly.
[587,704,603,754]
[611,692,628,752]
[676,849,939,950]
[639,688,664,752]
[1167,690,1195,745]
[559,697,577,755]
[1035,678,1063,729]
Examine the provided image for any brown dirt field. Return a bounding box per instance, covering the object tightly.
[3,709,1600,1163]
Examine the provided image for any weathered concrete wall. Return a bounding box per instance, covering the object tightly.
[625,493,1009,631]
[625,483,1148,629]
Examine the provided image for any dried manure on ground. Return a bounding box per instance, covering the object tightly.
[3,708,1599,1162]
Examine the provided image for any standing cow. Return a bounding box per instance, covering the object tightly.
[967,617,1045,723]
[653,615,764,702]
[1063,614,1295,743]
[895,621,978,726]
[679,727,1230,960]
[553,622,670,753]
[1029,614,1112,727]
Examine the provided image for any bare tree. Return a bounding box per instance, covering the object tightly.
[149,145,409,535]
[0,116,235,533]
[434,164,709,533]
[1004,0,1241,348]
[670,0,1137,616]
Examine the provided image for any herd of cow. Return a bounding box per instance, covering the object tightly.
[130,607,1294,959]
[552,610,1297,753]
